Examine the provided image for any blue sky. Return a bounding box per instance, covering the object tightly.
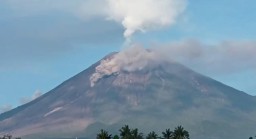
[0,0,256,112]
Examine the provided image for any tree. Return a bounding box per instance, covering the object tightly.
[119,125,132,139]
[96,129,112,139]
[249,137,253,139]
[146,131,158,139]
[113,135,120,139]
[162,129,173,139]
[131,128,143,139]
[172,126,189,139]
[2,134,12,139]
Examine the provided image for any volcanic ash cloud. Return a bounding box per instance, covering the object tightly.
[81,0,187,39]
[90,46,157,87]
[106,0,187,39]
[87,0,187,86]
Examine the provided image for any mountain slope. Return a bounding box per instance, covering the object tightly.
[0,52,256,139]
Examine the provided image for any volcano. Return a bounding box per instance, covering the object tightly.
[0,50,256,139]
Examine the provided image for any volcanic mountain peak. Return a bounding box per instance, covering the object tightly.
[0,49,256,139]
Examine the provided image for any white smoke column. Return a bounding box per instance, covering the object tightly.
[90,45,157,87]
[106,0,187,39]
[86,0,187,86]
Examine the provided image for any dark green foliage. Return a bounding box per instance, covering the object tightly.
[97,125,191,139]
[162,129,173,139]
[130,128,143,139]
[146,131,158,139]
[113,135,120,139]
[96,129,112,139]
[172,126,189,139]
[0,134,11,139]
[249,137,253,139]
[0,134,21,139]
[119,125,143,139]
[119,125,131,139]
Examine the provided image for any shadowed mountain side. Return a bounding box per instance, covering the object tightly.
[0,52,255,139]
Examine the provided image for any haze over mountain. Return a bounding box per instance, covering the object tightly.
[0,47,255,139]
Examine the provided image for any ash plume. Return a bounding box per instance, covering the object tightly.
[81,0,187,40]
[156,40,256,74]
[106,0,187,39]
[90,45,157,87]
[86,0,187,86]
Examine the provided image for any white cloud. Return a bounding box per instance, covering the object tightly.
[20,90,43,104]
[32,90,43,100]
[0,104,13,114]
[105,0,187,39]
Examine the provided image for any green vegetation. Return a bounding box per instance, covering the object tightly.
[97,129,112,139]
[172,126,189,139]
[0,134,21,139]
[249,136,256,139]
[96,125,190,139]
[146,131,158,139]
[162,129,172,139]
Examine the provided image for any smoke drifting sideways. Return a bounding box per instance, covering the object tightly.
[90,40,256,87]
[158,40,256,74]
[90,45,158,87]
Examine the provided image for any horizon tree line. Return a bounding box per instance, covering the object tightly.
[96,125,190,139]
[0,134,21,139]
